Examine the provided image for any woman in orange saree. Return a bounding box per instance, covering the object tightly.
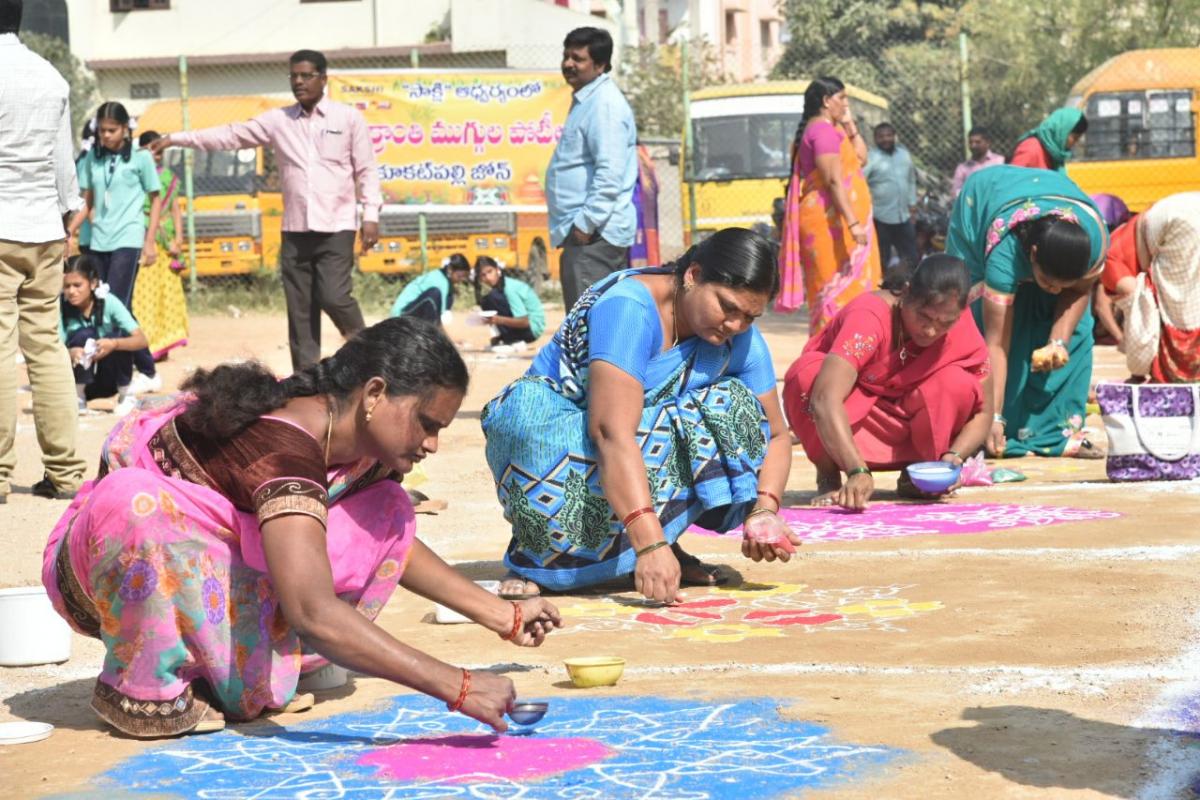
[777,77,882,334]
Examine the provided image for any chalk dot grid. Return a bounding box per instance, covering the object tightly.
[100,695,897,798]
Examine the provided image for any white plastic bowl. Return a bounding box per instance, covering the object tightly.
[434,580,500,624]
[0,587,72,666]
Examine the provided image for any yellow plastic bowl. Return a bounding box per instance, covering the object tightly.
[564,656,626,688]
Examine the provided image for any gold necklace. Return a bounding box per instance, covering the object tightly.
[323,407,334,465]
[670,283,681,348]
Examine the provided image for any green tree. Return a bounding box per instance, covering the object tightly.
[773,0,963,177]
[20,32,96,142]
[962,0,1200,156]
[619,39,723,138]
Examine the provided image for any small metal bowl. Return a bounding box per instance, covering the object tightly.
[508,702,549,726]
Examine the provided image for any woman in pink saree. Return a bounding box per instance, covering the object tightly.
[777,76,883,334]
[783,255,994,509]
[43,317,562,737]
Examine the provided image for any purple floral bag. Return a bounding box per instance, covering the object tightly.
[1096,383,1200,482]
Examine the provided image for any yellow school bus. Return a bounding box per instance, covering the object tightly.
[681,80,890,243]
[1066,48,1200,212]
[139,96,287,276]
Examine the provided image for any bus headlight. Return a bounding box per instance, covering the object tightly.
[219,242,234,253]
[476,238,488,249]
[387,241,401,252]
[493,236,508,248]
[237,241,252,252]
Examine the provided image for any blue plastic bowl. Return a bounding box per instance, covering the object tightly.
[905,461,962,494]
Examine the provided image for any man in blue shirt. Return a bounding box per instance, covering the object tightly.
[863,122,919,273]
[545,26,638,311]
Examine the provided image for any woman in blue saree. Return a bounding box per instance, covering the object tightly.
[946,166,1109,457]
[482,228,798,602]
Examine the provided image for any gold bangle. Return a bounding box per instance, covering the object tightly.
[635,540,669,558]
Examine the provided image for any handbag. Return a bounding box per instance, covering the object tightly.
[1095,382,1200,482]
[1120,272,1160,376]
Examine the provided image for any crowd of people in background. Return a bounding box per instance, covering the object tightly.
[2,0,1196,742]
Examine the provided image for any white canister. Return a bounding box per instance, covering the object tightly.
[0,587,72,666]
[434,580,501,624]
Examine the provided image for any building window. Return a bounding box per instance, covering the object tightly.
[760,20,773,48]
[724,11,737,44]
[130,82,161,100]
[110,0,169,10]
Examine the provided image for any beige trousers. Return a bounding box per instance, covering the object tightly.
[0,238,86,493]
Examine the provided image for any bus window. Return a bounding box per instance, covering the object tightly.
[1080,89,1195,161]
[749,115,799,177]
[693,114,800,181]
[694,117,749,179]
[163,148,258,195]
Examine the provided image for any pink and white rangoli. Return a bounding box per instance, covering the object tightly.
[690,502,1121,543]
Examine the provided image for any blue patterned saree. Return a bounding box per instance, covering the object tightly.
[481,268,770,591]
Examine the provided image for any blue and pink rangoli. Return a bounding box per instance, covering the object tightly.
[99,695,898,798]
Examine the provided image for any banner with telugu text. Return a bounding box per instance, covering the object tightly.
[328,70,571,209]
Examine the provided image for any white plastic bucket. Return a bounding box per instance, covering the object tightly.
[434,580,500,624]
[0,586,72,666]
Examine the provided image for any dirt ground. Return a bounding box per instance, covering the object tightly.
[2,303,1199,799]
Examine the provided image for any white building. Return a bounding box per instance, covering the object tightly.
[61,0,617,113]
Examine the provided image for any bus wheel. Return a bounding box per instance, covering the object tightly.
[526,239,548,292]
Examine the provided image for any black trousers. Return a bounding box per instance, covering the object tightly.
[480,287,537,344]
[67,327,133,400]
[280,230,365,372]
[89,247,156,377]
[560,237,628,313]
[874,220,920,273]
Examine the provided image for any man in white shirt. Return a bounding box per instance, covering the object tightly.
[0,0,88,502]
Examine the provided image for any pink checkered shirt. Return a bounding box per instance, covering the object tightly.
[170,96,381,233]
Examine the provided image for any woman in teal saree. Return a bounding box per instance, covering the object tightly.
[482,229,798,601]
[946,166,1109,457]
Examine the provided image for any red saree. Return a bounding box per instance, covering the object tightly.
[783,293,990,468]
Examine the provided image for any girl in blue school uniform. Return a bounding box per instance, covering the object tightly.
[68,102,163,394]
[61,256,148,417]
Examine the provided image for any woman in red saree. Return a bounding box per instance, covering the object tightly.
[783,254,994,509]
[777,77,882,334]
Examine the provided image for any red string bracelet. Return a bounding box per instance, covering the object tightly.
[621,506,655,530]
[499,601,523,641]
[756,490,781,508]
[447,668,471,712]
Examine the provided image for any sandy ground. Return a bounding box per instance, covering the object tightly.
[2,304,1199,799]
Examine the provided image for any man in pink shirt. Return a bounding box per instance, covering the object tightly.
[951,126,1004,200]
[153,49,381,371]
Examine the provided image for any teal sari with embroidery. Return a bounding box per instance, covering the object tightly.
[481,267,771,591]
[947,166,1109,456]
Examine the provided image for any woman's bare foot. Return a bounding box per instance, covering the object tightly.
[812,470,842,507]
[499,572,541,598]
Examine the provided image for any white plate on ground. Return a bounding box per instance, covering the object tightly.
[0,721,53,745]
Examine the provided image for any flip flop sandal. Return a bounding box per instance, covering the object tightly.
[499,572,541,600]
[191,702,226,734]
[671,544,728,586]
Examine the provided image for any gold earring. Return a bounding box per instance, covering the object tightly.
[365,406,374,423]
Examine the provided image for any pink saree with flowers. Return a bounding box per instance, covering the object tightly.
[42,396,416,737]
